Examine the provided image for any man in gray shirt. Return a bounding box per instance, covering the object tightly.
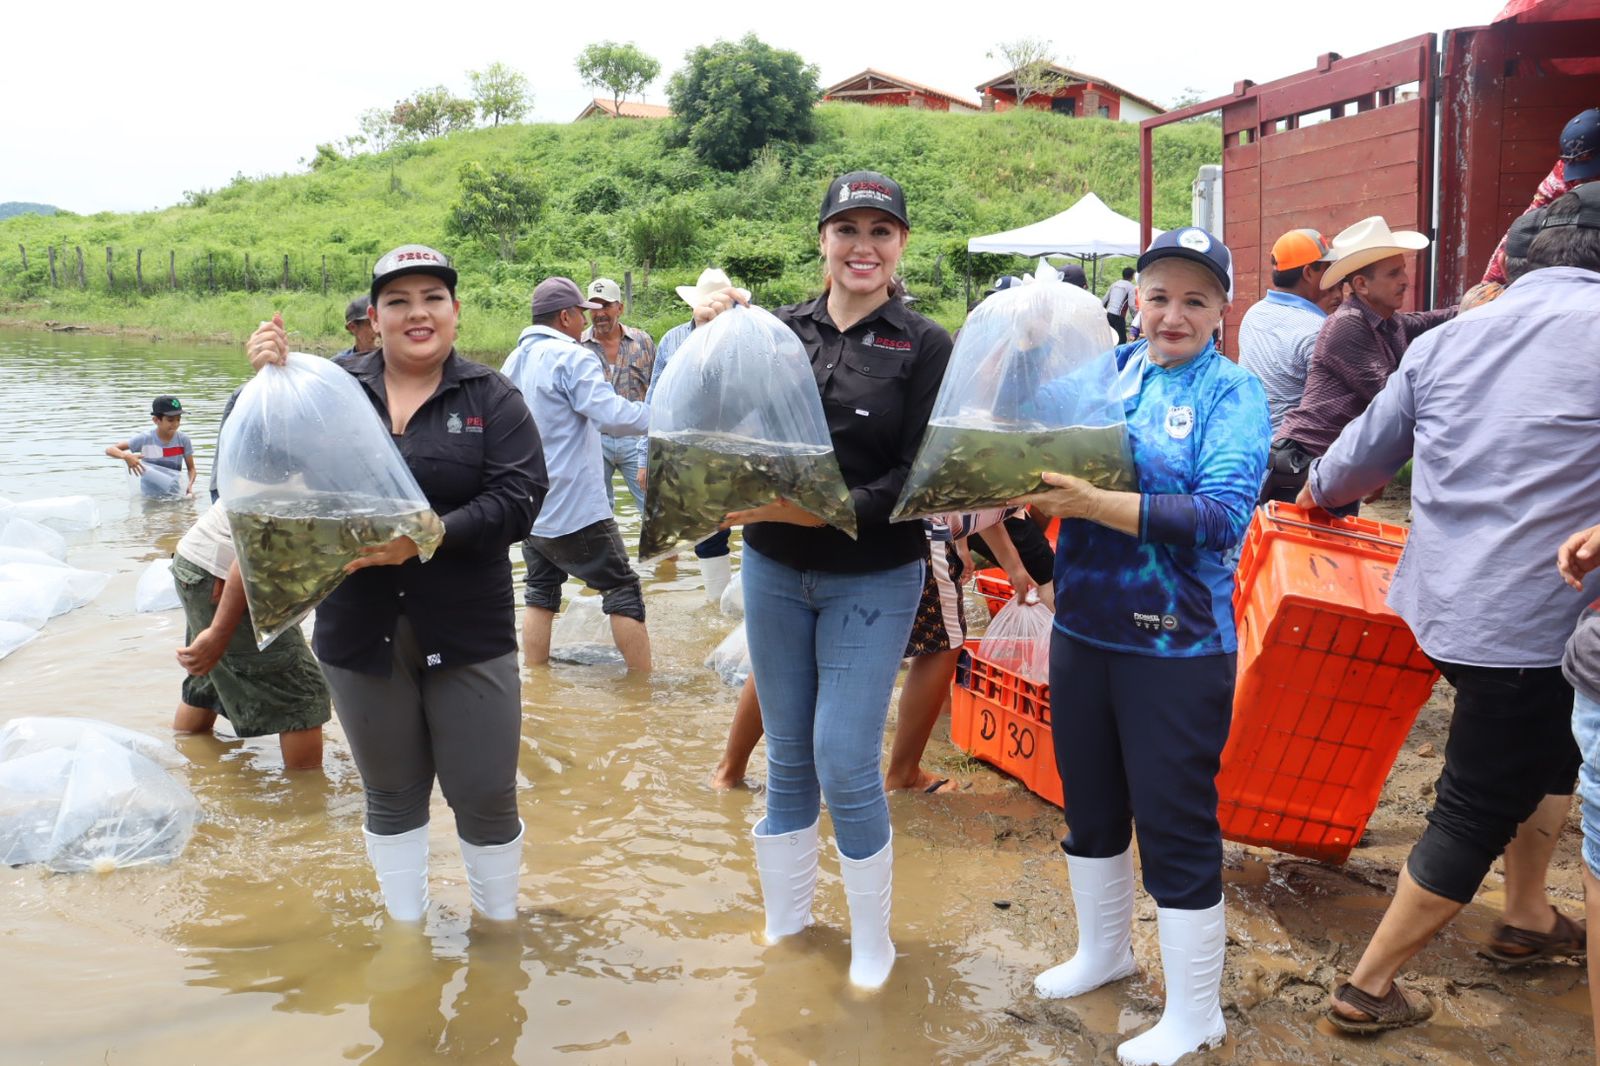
[1301,186,1600,1033]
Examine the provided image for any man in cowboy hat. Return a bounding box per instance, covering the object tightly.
[1482,107,1600,285]
[1261,216,1456,509]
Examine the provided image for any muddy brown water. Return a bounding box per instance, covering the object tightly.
[0,327,1591,1064]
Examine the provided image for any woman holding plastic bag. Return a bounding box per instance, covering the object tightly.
[1012,229,1270,1066]
[696,171,952,990]
[244,245,547,924]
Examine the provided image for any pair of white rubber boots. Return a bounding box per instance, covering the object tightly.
[1034,848,1227,1066]
[363,821,525,922]
[751,818,896,989]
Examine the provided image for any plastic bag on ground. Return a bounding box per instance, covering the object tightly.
[639,305,857,560]
[0,621,38,661]
[134,558,183,613]
[0,516,67,560]
[0,719,196,872]
[978,598,1054,684]
[132,464,185,499]
[0,546,68,569]
[12,495,101,532]
[706,623,750,687]
[892,277,1134,520]
[548,595,623,665]
[719,570,743,617]
[0,716,186,769]
[0,562,109,620]
[217,353,445,650]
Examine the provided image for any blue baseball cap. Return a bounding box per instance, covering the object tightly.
[1137,226,1233,301]
[1561,108,1600,184]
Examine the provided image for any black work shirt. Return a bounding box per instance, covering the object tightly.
[744,295,952,573]
[313,349,547,676]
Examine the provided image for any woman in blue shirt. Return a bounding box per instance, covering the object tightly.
[1016,228,1270,1066]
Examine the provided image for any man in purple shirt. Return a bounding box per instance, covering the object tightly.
[1300,188,1600,1033]
[1262,217,1455,508]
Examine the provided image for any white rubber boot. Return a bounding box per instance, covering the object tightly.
[459,820,524,921]
[363,824,430,922]
[702,554,733,607]
[751,817,819,943]
[1116,901,1228,1066]
[1035,847,1139,998]
[838,834,895,990]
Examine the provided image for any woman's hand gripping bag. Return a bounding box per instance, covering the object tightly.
[216,353,444,650]
[892,276,1134,519]
[639,304,858,560]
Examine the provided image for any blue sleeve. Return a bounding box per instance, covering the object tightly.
[563,350,651,436]
[1309,350,1418,509]
[1141,373,1271,550]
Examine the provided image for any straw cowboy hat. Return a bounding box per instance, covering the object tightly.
[675,268,750,308]
[1320,216,1431,289]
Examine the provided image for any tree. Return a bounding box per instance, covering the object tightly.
[667,34,819,171]
[309,143,342,170]
[468,62,532,127]
[576,42,661,117]
[447,161,544,261]
[358,107,399,153]
[392,86,478,141]
[988,37,1067,108]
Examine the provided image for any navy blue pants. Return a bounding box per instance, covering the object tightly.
[1051,633,1236,910]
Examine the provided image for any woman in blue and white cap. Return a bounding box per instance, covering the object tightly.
[1016,227,1270,1066]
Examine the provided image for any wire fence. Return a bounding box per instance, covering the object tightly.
[5,243,375,297]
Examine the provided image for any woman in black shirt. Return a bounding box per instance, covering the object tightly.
[702,172,952,990]
[245,245,547,924]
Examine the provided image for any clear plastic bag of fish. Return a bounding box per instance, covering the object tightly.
[9,495,101,532]
[978,597,1053,684]
[0,718,196,872]
[639,305,858,560]
[892,276,1134,520]
[135,558,183,613]
[132,463,185,499]
[718,569,743,618]
[217,353,445,650]
[705,622,750,687]
[0,562,108,629]
[548,595,623,666]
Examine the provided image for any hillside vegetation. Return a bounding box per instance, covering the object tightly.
[0,105,1218,354]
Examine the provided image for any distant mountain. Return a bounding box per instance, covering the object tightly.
[0,202,60,220]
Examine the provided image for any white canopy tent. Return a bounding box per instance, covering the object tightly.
[967,192,1160,287]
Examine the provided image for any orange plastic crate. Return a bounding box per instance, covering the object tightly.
[975,568,1012,618]
[949,642,1064,807]
[1217,502,1439,863]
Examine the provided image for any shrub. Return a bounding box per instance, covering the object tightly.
[625,197,702,267]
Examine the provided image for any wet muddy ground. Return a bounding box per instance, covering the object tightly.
[0,329,1591,1064]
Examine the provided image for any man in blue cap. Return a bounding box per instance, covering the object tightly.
[1483,107,1600,285]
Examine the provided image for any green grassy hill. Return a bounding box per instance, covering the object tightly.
[0,105,1219,355]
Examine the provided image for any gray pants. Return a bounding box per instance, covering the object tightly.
[321,617,522,846]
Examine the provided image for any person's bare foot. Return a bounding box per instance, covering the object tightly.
[885,768,960,793]
[709,762,752,790]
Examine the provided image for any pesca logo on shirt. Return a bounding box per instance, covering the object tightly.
[446,412,463,434]
[464,415,484,434]
[861,330,912,352]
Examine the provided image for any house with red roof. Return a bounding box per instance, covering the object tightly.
[976,65,1164,121]
[574,98,673,121]
[821,69,981,112]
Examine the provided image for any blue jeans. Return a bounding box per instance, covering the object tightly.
[602,434,646,516]
[1575,690,1600,878]
[742,546,923,859]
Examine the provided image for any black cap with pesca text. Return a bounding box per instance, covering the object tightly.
[819,171,909,230]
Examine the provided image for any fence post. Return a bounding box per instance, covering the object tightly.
[642,258,651,290]
[208,253,215,293]
[623,270,632,308]
[136,249,144,294]
[17,245,25,272]
[106,246,114,289]
[244,253,251,292]
[282,254,290,289]
[48,246,57,287]
[589,259,597,283]
[169,250,177,290]
[76,246,86,289]
[321,255,328,295]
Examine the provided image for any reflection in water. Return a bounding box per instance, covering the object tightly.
[2,327,1594,1066]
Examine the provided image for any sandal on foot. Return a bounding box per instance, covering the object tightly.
[1324,980,1434,1034]
[1482,906,1587,965]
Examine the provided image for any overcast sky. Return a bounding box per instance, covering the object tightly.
[3,0,1496,214]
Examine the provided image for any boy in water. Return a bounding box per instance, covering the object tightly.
[106,395,197,497]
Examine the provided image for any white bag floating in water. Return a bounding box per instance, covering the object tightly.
[11,495,101,533]
[706,623,750,687]
[0,562,109,622]
[718,570,743,618]
[0,517,67,560]
[0,621,38,661]
[0,717,196,872]
[134,558,183,613]
[548,595,622,666]
[0,546,67,569]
